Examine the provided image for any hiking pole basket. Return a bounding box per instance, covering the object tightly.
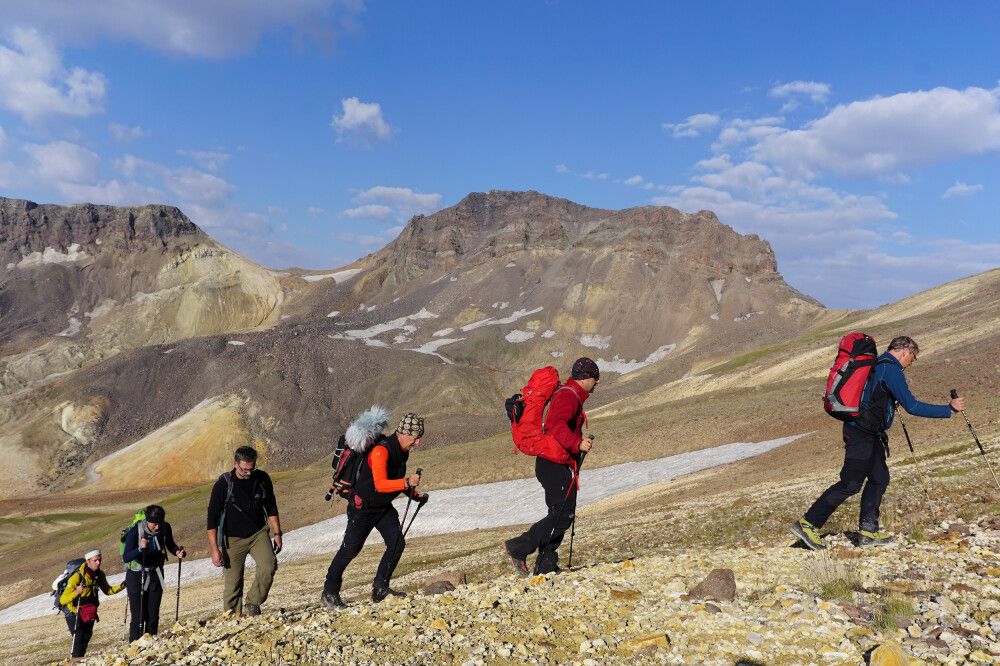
[952,389,1000,493]
[898,414,937,521]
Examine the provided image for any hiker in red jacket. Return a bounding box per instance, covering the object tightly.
[505,357,598,575]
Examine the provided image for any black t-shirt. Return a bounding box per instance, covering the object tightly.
[206,470,279,539]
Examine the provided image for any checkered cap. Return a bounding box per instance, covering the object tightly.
[396,412,425,437]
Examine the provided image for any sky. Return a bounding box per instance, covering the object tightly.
[0,1,997,309]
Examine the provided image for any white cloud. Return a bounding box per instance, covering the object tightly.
[331,97,392,145]
[308,206,326,217]
[2,1,365,58]
[57,179,164,205]
[942,181,983,199]
[177,149,230,172]
[0,28,107,122]
[623,175,644,186]
[769,80,831,112]
[713,116,784,150]
[662,113,720,138]
[554,164,569,173]
[355,186,442,216]
[109,123,148,143]
[341,203,393,219]
[338,231,387,248]
[753,85,1000,179]
[23,140,99,184]
[581,170,609,181]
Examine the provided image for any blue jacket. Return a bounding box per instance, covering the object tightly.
[122,522,179,572]
[855,352,951,432]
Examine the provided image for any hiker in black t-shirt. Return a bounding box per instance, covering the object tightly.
[206,446,282,616]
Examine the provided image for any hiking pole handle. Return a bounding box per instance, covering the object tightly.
[950,388,958,400]
[415,467,423,477]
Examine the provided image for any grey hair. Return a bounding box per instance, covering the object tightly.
[345,405,390,452]
[888,336,919,355]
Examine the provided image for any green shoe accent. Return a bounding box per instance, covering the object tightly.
[791,518,826,551]
[858,529,895,547]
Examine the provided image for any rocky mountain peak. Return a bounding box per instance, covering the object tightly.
[0,196,205,268]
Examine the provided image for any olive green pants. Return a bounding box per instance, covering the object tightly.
[222,526,277,613]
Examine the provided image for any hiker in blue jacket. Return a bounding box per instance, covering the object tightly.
[122,504,185,641]
[792,336,965,550]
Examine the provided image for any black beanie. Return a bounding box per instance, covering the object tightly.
[571,357,600,381]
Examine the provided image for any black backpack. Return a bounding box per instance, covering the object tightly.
[51,558,86,612]
[327,433,384,500]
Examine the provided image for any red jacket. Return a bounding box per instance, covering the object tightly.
[540,378,589,463]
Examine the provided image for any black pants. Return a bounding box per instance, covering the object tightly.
[323,504,403,594]
[63,611,94,658]
[506,457,577,574]
[126,568,163,641]
[804,424,890,532]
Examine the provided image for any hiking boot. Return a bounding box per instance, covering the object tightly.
[504,540,530,577]
[372,586,406,603]
[790,518,826,551]
[244,603,261,617]
[320,590,346,610]
[858,530,895,547]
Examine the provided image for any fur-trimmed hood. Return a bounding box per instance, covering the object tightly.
[345,405,390,452]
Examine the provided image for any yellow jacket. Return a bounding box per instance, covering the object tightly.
[58,564,124,614]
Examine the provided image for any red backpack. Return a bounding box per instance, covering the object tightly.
[823,332,878,421]
[504,366,573,464]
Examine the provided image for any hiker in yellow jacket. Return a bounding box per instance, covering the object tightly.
[59,549,125,658]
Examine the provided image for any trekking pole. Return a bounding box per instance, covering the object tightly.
[566,447,589,570]
[71,603,80,658]
[402,499,426,539]
[399,468,422,531]
[545,447,588,571]
[175,558,182,623]
[122,593,129,641]
[138,549,146,638]
[952,389,1000,492]
[898,414,937,521]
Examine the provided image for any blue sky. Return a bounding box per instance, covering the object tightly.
[0,2,997,308]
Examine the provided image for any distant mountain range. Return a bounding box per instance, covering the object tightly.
[1,191,996,499]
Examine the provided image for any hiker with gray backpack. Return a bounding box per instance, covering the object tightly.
[121,504,186,641]
[207,446,282,616]
[55,549,125,658]
[321,407,428,609]
[792,335,965,550]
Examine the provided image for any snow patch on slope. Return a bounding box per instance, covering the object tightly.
[17,244,90,268]
[301,268,362,283]
[0,434,806,624]
[580,333,612,349]
[461,307,544,332]
[505,330,535,343]
[598,344,676,374]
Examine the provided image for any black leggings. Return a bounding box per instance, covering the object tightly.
[126,568,164,641]
[324,505,404,593]
[805,425,890,532]
[506,457,577,574]
[64,611,94,658]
